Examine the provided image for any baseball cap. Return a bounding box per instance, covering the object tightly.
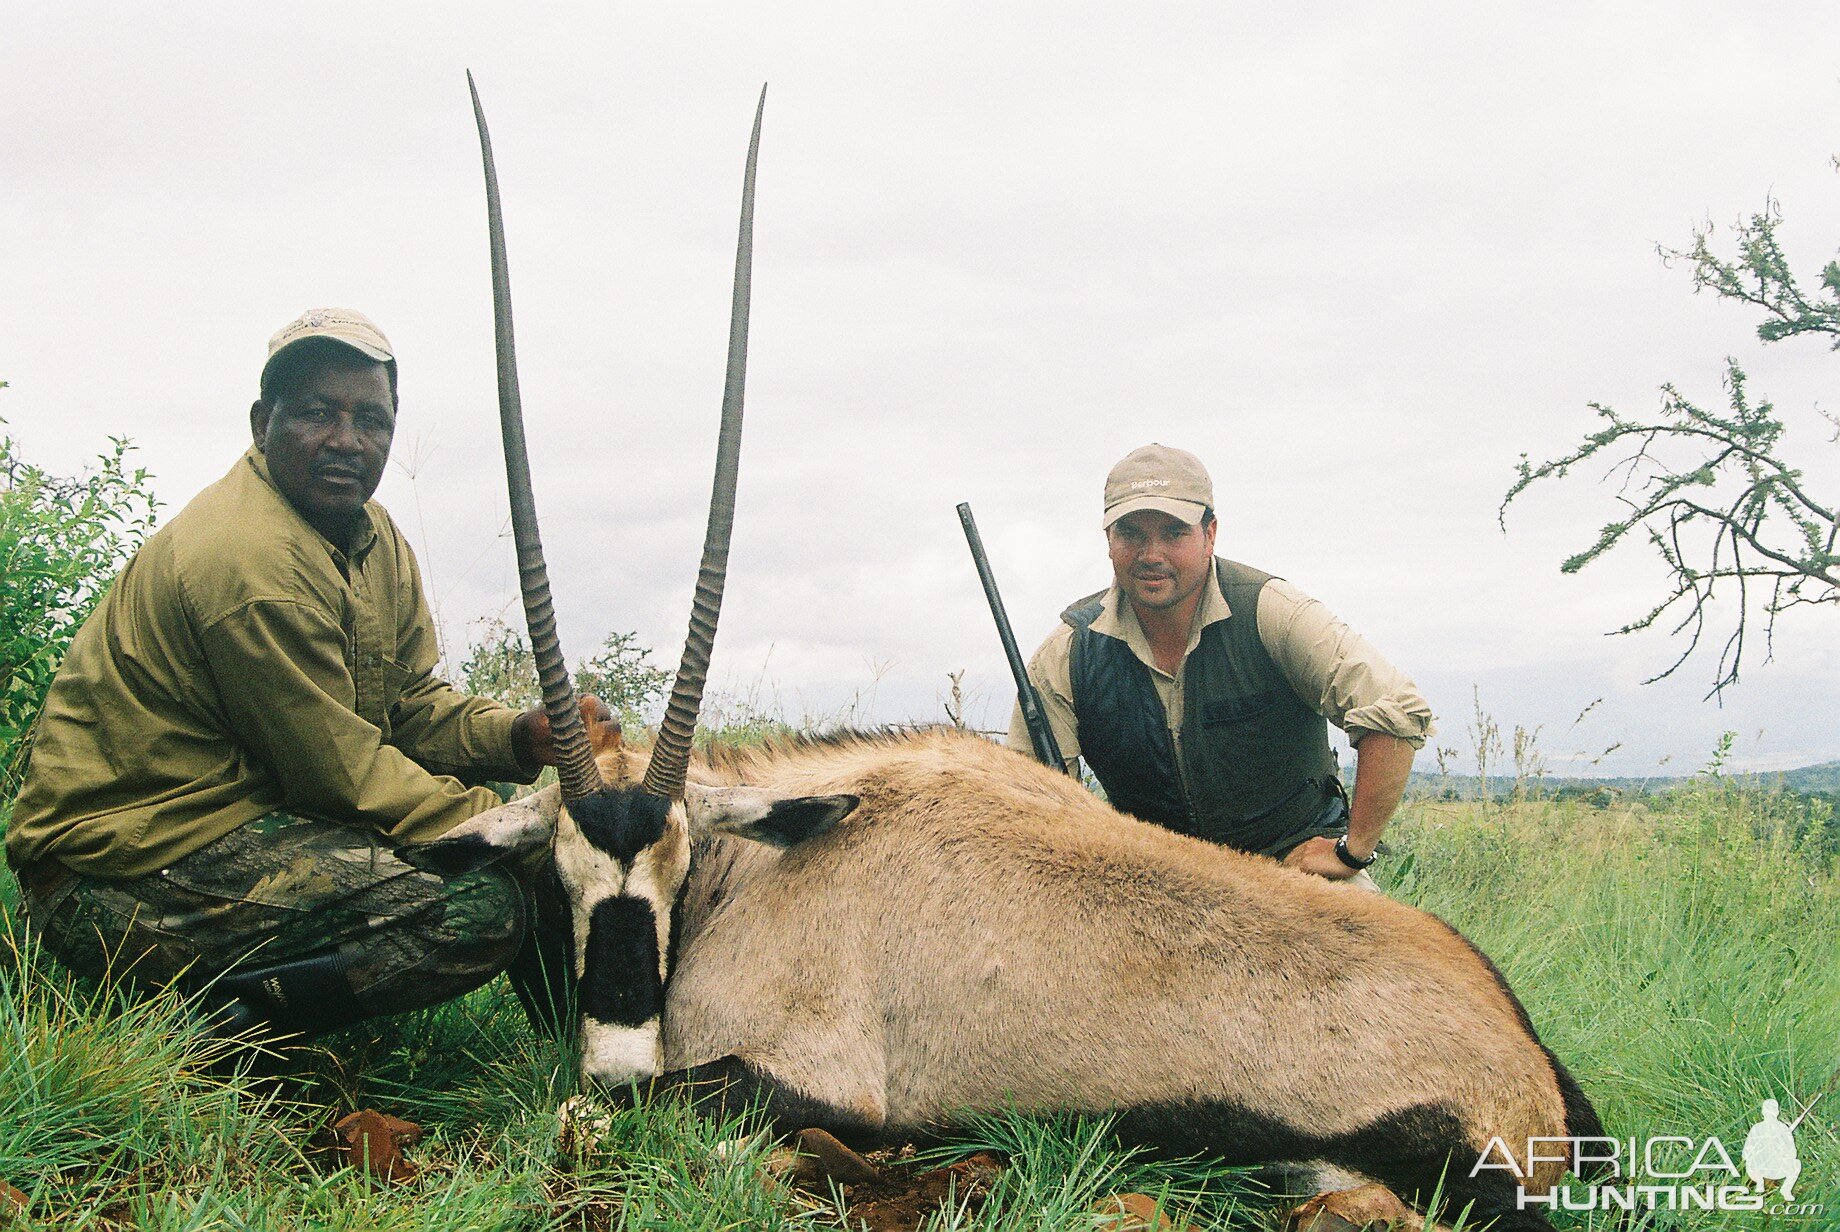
[1102,443,1213,529]
[264,308,395,367]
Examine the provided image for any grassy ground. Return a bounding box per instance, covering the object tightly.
[3,781,1836,1231]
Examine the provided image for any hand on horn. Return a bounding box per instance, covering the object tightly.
[512,696,617,770]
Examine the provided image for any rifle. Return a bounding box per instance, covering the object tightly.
[957,502,1071,775]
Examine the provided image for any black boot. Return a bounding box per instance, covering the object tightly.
[192,950,371,1042]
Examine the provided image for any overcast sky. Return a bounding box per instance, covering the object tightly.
[6,3,1838,775]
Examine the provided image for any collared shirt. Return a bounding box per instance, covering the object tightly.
[7,446,532,880]
[1007,563,1435,763]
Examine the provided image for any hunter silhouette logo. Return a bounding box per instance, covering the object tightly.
[1473,1090,1825,1216]
[1744,1096,1814,1201]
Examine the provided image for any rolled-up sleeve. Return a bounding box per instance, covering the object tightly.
[1005,623,1083,764]
[1256,579,1435,748]
[199,597,510,843]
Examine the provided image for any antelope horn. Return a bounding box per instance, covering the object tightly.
[468,71,604,803]
[642,84,766,801]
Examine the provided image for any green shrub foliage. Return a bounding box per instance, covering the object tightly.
[0,409,159,798]
[456,616,671,728]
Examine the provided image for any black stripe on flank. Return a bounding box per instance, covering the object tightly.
[580,895,663,1027]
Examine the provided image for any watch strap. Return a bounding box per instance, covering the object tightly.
[1334,833,1377,870]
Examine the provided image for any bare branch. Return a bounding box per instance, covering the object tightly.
[1504,192,1839,694]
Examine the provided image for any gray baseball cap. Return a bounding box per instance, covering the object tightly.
[1102,443,1213,529]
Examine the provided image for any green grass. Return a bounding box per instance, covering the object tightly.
[4,784,1836,1230]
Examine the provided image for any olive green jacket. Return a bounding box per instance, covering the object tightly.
[6,446,533,880]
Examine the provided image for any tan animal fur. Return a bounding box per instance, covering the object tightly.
[591,724,1574,1196]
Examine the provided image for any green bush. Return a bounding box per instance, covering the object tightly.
[455,617,671,729]
[0,411,159,799]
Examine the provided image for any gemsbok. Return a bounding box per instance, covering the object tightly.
[434,76,1601,1232]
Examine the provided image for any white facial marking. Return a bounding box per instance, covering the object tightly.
[581,1016,662,1085]
[550,800,687,980]
[552,808,635,973]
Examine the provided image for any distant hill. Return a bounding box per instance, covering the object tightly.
[1399,759,1840,801]
[1780,760,1840,793]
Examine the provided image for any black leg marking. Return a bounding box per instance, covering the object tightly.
[1115,1099,1557,1230]
[401,833,500,878]
[580,896,662,1028]
[506,866,576,1038]
[618,1056,890,1147]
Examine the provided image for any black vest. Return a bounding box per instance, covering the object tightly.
[1065,558,1340,856]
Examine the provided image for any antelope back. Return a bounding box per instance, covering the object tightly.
[660,727,1571,1189]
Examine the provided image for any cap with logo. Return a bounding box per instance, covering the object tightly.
[1102,443,1213,529]
[264,308,395,374]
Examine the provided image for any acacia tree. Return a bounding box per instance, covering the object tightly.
[1501,193,1839,698]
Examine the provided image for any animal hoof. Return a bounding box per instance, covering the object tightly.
[1090,1191,1187,1230]
[1284,1184,1420,1232]
[790,1127,884,1186]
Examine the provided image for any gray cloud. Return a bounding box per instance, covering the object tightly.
[5,2,1837,774]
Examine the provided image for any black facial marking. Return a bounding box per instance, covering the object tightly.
[568,788,672,866]
[1114,1100,1554,1230]
[734,794,860,848]
[580,895,663,1027]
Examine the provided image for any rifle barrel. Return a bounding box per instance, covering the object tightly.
[957,502,1070,774]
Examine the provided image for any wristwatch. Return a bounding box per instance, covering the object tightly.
[1334,833,1377,870]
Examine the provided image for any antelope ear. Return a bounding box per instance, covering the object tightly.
[685,785,859,848]
[414,785,559,866]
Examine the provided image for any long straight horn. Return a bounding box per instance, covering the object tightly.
[642,84,766,801]
[468,71,604,803]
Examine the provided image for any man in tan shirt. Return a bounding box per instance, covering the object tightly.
[8,309,593,1039]
[1009,444,1433,886]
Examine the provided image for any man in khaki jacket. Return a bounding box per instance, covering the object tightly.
[1009,444,1433,888]
[7,309,589,1038]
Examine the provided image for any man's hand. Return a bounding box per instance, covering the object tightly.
[1282,836,1365,881]
[511,696,615,770]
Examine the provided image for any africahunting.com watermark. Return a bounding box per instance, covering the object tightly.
[1474,1096,1825,1217]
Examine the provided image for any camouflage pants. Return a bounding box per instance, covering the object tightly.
[21,811,530,1020]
